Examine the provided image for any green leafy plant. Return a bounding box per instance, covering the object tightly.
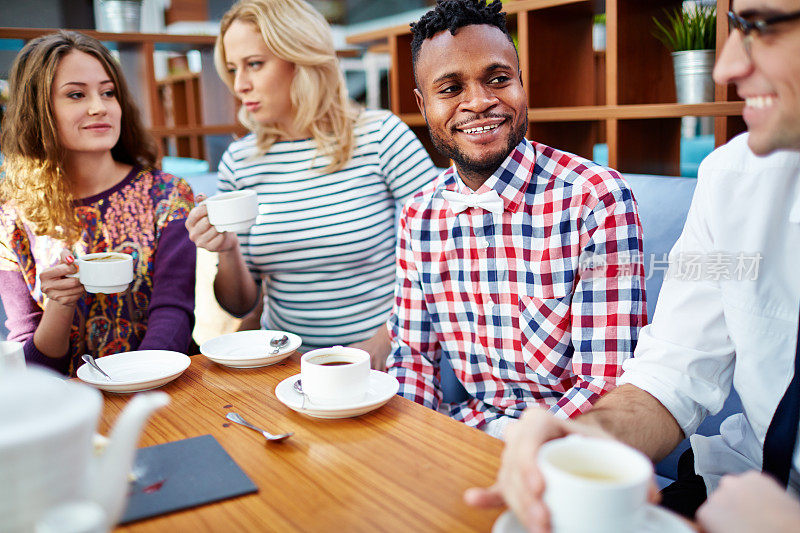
[653,4,716,52]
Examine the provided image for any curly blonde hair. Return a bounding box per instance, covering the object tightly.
[0,31,157,244]
[215,0,360,172]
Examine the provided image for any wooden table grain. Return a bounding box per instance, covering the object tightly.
[101,355,504,532]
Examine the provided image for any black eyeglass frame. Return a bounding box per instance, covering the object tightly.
[727,9,800,37]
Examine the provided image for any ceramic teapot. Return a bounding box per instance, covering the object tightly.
[0,366,169,532]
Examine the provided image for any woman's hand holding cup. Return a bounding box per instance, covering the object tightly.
[186,193,239,253]
[40,250,84,306]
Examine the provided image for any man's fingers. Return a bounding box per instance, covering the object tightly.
[647,479,661,504]
[463,485,505,508]
[526,500,552,533]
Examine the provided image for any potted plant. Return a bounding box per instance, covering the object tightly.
[593,13,606,52]
[653,3,716,136]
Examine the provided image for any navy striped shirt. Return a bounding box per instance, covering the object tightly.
[218,110,438,349]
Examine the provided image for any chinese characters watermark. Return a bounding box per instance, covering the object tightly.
[579,251,763,281]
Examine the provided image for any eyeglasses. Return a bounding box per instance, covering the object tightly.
[727,10,800,57]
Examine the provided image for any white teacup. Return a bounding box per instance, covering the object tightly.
[70,252,134,294]
[300,346,370,407]
[204,190,258,233]
[539,435,653,533]
[0,341,25,373]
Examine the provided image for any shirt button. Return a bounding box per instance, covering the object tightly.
[481,240,490,249]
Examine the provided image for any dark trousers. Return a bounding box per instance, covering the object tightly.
[659,447,708,518]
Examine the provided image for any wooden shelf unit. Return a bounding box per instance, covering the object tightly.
[347,0,743,175]
[0,27,243,162]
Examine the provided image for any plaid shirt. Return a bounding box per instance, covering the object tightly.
[387,139,646,431]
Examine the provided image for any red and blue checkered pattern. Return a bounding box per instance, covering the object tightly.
[387,139,646,430]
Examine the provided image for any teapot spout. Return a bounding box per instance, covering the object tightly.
[90,392,170,528]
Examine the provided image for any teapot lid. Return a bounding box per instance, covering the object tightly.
[0,367,102,448]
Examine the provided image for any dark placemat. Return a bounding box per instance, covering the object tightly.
[121,434,258,524]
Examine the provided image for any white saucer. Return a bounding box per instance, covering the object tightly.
[199,330,301,368]
[492,505,694,533]
[76,350,190,393]
[275,371,399,419]
[213,218,256,233]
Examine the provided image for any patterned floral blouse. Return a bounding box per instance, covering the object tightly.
[0,166,196,376]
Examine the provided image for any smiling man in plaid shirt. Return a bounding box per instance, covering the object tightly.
[386,0,646,439]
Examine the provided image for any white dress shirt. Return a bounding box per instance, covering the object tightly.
[619,133,800,494]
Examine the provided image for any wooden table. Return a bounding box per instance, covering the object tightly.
[101,355,504,532]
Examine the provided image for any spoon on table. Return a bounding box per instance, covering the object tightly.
[225,412,293,443]
[269,334,289,354]
[81,354,113,380]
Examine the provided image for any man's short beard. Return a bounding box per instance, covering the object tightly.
[428,114,528,177]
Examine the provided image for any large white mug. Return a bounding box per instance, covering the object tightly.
[0,341,25,372]
[538,435,653,533]
[204,190,258,233]
[300,346,370,407]
[69,252,134,294]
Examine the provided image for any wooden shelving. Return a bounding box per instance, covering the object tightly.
[0,27,242,162]
[347,0,743,176]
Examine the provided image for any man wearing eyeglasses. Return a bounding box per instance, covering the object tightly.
[464,1,800,532]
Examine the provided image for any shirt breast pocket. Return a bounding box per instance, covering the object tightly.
[516,273,574,377]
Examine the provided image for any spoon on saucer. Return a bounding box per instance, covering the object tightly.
[226,412,293,443]
[269,334,289,354]
[81,354,113,380]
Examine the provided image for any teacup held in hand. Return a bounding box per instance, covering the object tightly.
[204,190,258,233]
[69,252,133,294]
[538,435,653,533]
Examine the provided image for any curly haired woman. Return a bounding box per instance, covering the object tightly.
[0,31,196,376]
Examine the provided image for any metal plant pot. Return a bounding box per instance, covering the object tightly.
[672,49,715,137]
[100,0,142,33]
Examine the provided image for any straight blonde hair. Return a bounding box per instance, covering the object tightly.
[0,31,157,244]
[215,0,359,172]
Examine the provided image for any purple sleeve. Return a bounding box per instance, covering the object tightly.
[0,271,70,373]
[137,219,196,353]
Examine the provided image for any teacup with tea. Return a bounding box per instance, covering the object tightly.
[538,435,653,533]
[69,252,134,294]
[299,346,370,407]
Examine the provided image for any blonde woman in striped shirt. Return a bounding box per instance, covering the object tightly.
[185,0,437,368]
